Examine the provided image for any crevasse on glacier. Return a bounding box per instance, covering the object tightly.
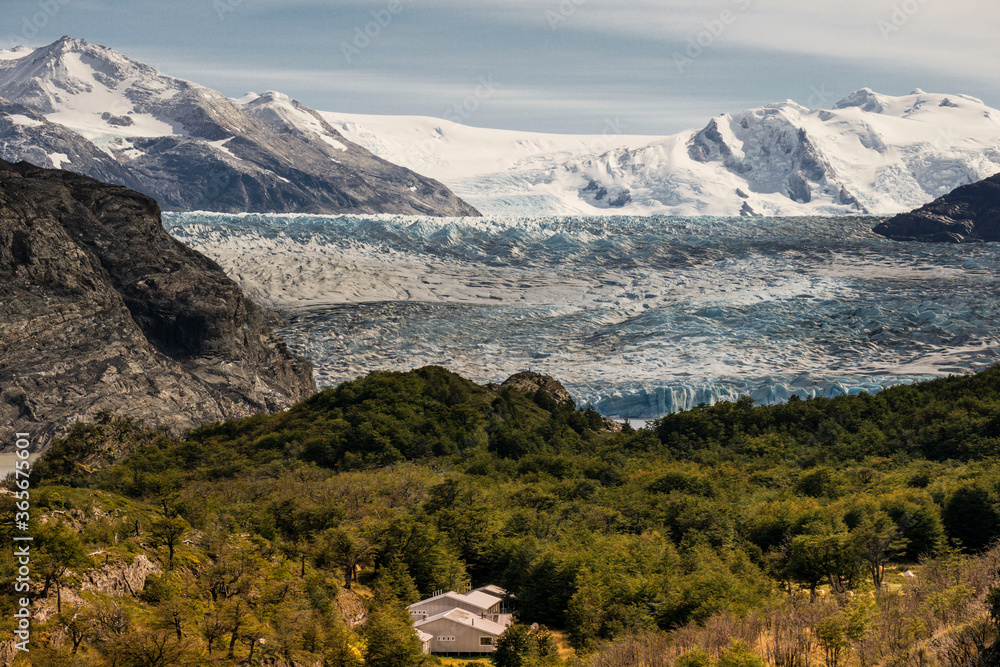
[165,212,1000,420]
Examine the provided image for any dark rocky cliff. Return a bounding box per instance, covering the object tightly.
[874,173,1000,242]
[0,159,316,448]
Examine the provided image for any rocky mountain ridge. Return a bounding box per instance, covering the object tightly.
[0,37,479,217]
[0,159,316,448]
[874,172,1000,242]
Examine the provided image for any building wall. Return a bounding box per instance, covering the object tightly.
[417,617,498,654]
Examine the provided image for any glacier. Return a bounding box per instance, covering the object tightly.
[165,212,1000,420]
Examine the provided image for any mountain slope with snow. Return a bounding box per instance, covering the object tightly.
[5,37,997,218]
[0,37,478,216]
[320,89,1000,217]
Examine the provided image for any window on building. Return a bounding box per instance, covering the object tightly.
[480,637,494,646]
[437,636,455,642]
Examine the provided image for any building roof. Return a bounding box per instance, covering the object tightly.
[415,629,433,643]
[463,591,503,610]
[408,590,502,612]
[415,608,508,636]
[473,584,508,598]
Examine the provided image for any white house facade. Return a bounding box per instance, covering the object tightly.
[414,608,507,655]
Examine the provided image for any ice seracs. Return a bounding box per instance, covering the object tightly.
[166,211,1000,420]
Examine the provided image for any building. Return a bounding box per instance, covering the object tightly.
[471,584,508,598]
[416,629,433,654]
[414,608,508,655]
[407,585,513,655]
[407,589,504,622]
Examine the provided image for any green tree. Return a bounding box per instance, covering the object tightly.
[718,642,766,667]
[149,516,189,570]
[942,485,1000,552]
[493,623,537,667]
[852,512,908,590]
[363,605,423,667]
[676,649,713,667]
[35,522,92,613]
[786,524,859,597]
[314,527,378,590]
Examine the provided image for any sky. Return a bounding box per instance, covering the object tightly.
[2,0,998,135]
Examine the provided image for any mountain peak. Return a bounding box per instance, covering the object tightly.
[43,35,92,55]
[259,90,291,101]
[0,37,174,117]
[834,88,886,113]
[0,38,482,216]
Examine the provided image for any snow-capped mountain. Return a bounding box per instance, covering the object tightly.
[0,37,478,216]
[320,89,1000,217]
[5,37,998,218]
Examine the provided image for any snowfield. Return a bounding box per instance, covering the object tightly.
[4,39,1000,218]
[320,89,1000,218]
[166,212,1000,420]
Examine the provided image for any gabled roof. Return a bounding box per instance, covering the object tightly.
[408,591,468,609]
[415,608,507,636]
[416,629,433,643]
[408,590,502,612]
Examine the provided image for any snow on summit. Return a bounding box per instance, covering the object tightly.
[321,89,1000,217]
[0,36,185,143]
[0,37,480,216]
[1,36,999,218]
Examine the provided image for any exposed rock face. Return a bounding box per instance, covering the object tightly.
[874,172,1000,242]
[500,371,625,432]
[501,371,575,408]
[82,554,160,598]
[686,109,837,209]
[0,159,316,449]
[0,97,146,190]
[0,37,479,217]
[579,179,632,208]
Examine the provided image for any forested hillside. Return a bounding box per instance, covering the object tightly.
[4,365,1000,666]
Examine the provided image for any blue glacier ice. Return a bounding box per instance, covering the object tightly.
[164,212,1000,420]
